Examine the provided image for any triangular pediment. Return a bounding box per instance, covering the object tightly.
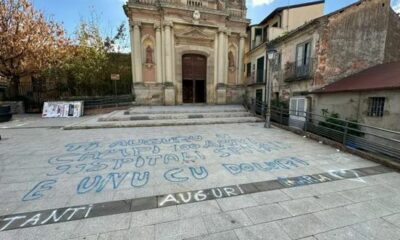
[176,28,213,40]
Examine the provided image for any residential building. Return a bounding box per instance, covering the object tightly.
[245,0,400,130]
[313,62,400,131]
[245,0,325,104]
[124,0,249,105]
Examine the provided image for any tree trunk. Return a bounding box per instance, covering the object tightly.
[10,76,20,99]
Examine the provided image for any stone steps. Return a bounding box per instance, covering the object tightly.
[99,111,252,122]
[123,105,246,115]
[63,105,261,130]
[64,116,262,130]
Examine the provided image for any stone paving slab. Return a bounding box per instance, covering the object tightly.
[1,120,400,239]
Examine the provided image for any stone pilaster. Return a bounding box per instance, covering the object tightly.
[237,33,246,85]
[217,28,226,84]
[155,24,162,84]
[163,21,175,105]
[132,21,143,83]
[129,21,136,86]
[224,30,230,85]
[164,21,173,83]
[214,31,219,89]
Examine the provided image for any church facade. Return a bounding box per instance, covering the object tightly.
[124,0,249,105]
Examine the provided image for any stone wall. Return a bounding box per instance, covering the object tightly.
[316,0,390,85]
[0,101,25,114]
[133,83,164,105]
[384,9,400,63]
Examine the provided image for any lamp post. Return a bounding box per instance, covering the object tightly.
[265,48,277,128]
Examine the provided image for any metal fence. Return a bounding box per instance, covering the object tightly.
[243,97,400,162]
[61,95,134,109]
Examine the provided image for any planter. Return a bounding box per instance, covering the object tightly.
[0,105,12,122]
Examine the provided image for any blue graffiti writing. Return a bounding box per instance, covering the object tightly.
[204,135,290,158]
[164,166,208,182]
[65,142,100,152]
[108,135,203,148]
[223,157,309,175]
[76,171,150,194]
[22,180,57,201]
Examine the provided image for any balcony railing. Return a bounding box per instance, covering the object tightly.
[132,0,157,4]
[251,37,262,49]
[228,8,245,18]
[187,0,203,7]
[130,0,245,18]
[284,58,315,82]
[246,75,257,85]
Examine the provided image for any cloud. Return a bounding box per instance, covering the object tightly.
[392,0,400,13]
[251,0,275,7]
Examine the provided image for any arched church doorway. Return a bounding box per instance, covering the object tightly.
[182,54,207,103]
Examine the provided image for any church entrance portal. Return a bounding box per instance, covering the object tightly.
[182,54,207,103]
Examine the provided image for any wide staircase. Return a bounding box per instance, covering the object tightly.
[64,105,262,129]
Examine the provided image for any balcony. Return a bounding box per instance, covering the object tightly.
[284,58,315,82]
[268,27,285,42]
[247,72,267,86]
[228,8,246,18]
[251,27,285,50]
[251,36,262,49]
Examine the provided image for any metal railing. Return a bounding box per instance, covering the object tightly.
[61,95,134,109]
[243,97,400,162]
[284,58,314,81]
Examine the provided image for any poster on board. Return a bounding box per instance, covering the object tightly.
[42,101,84,118]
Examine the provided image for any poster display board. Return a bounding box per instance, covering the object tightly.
[42,101,84,118]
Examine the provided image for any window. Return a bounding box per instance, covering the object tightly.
[246,63,251,77]
[295,41,312,78]
[254,28,263,47]
[263,25,269,42]
[256,89,263,115]
[256,57,265,83]
[296,41,311,67]
[274,52,282,71]
[368,97,385,117]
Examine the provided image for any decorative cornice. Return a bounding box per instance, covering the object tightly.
[163,21,173,27]
[154,23,161,30]
[131,21,142,27]
[218,27,227,33]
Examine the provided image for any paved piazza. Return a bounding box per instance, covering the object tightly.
[1,119,400,240]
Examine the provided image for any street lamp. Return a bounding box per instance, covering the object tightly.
[264,48,277,128]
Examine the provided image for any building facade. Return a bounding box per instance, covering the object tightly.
[124,0,249,105]
[313,62,400,132]
[245,0,400,128]
[245,0,325,104]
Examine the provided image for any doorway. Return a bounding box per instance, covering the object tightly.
[256,89,263,115]
[182,54,207,103]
